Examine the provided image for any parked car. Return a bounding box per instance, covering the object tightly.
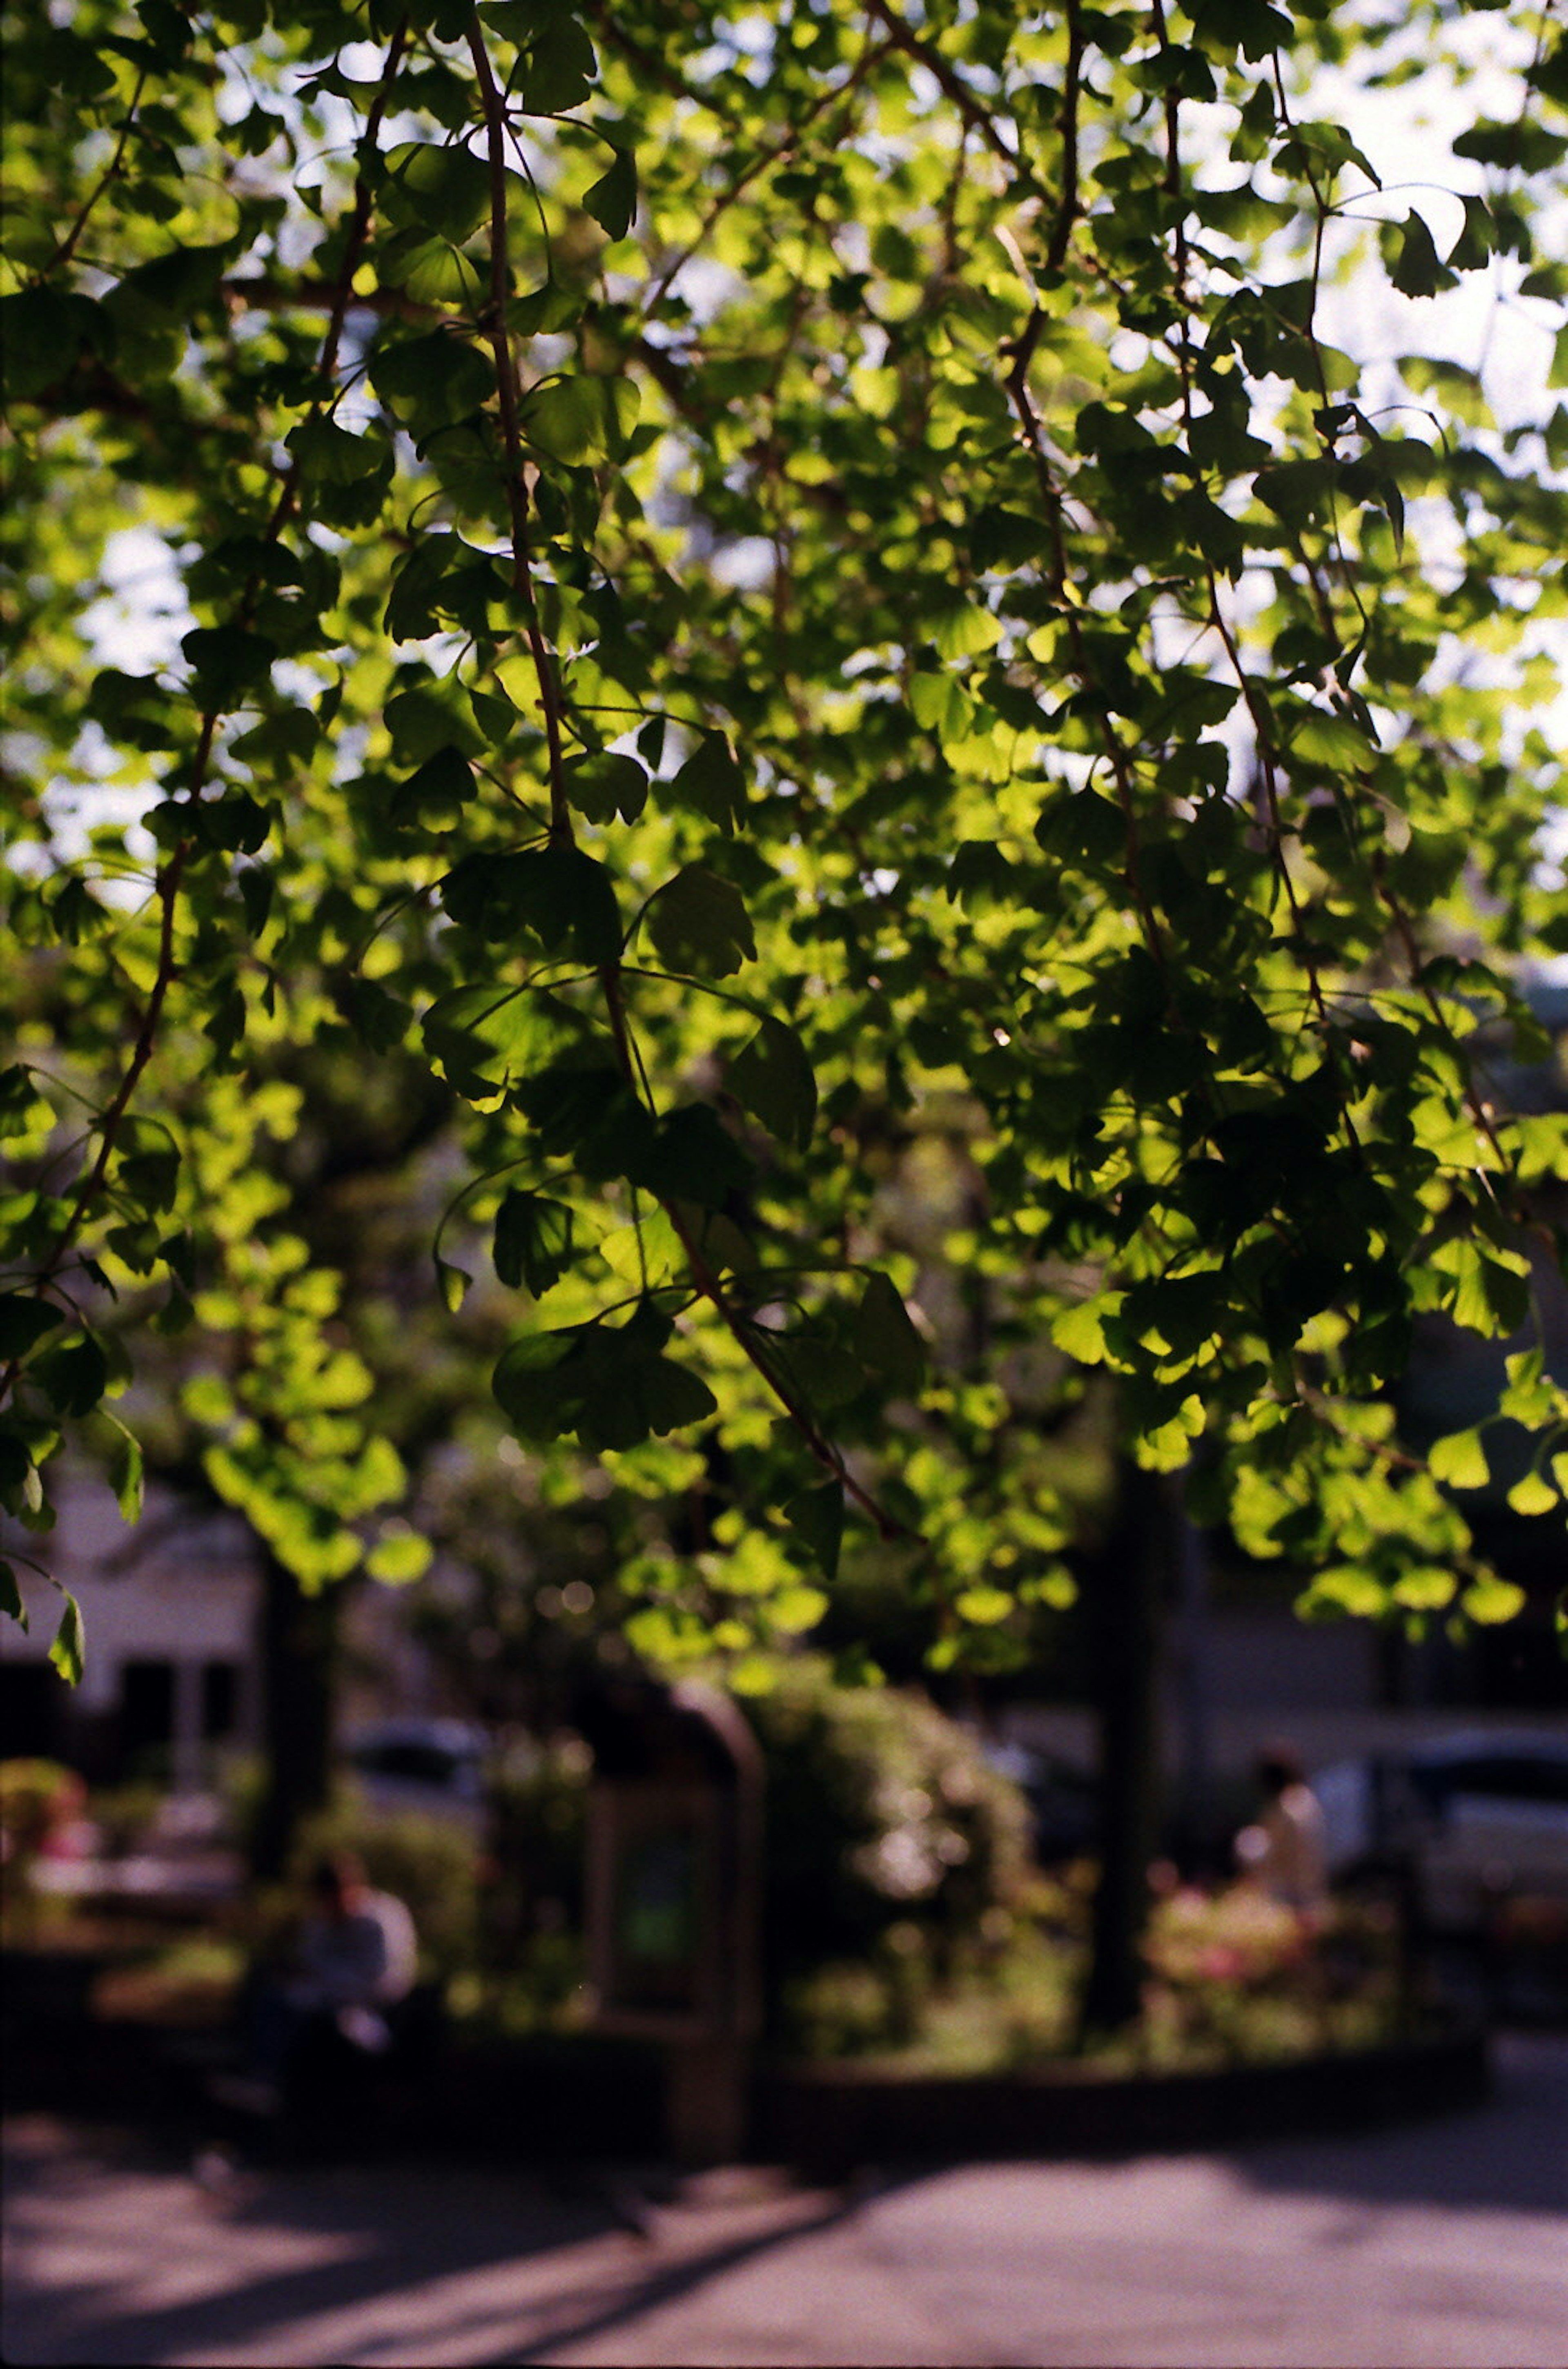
[1312,1734,1568,1932]
[341,1718,488,1825]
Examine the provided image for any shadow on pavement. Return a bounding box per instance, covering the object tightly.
[1,2118,850,2368]
[1230,2031,1568,2218]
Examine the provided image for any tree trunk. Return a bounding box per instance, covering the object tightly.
[249,1552,340,1881]
[1078,1458,1165,2038]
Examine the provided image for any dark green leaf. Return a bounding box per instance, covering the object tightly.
[565,750,648,822]
[0,290,110,400]
[0,1295,65,1360]
[0,1560,27,1633]
[583,145,637,239]
[786,1480,844,1580]
[728,1018,816,1150]
[28,1336,108,1421]
[287,414,390,485]
[1385,212,1457,299]
[382,141,494,241]
[181,626,277,706]
[494,1188,578,1293]
[646,866,755,977]
[370,330,493,436]
[854,1272,926,1392]
[670,732,746,831]
[640,1105,753,1209]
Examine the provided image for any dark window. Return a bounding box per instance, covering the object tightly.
[202,1661,238,1738]
[120,1660,174,1778]
[0,1664,65,1760]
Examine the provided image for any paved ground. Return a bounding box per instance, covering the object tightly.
[3,2034,1564,2367]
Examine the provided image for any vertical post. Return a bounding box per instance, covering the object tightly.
[1171,1471,1211,1867]
[1080,1458,1164,2037]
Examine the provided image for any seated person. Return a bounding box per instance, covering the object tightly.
[216,1850,417,2113]
[1234,1744,1329,1917]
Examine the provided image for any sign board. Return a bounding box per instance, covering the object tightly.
[579,1679,762,2049]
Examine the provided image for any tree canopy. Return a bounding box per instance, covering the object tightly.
[3,0,1567,1686]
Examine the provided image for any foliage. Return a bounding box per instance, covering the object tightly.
[743,1661,1035,2012]
[3,0,1568,1681]
[0,1757,87,1880]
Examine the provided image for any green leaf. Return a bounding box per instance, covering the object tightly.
[386,682,486,764]
[640,1104,753,1209]
[1446,195,1494,272]
[728,1018,817,1150]
[565,750,647,822]
[1461,1575,1526,1624]
[1385,212,1457,299]
[1051,1300,1111,1364]
[366,1528,434,1583]
[1506,1471,1559,1517]
[599,1207,683,1287]
[670,733,746,831]
[370,330,493,436]
[1428,1429,1489,1492]
[1390,1566,1458,1611]
[1253,458,1335,526]
[0,289,110,400]
[494,1188,578,1294]
[382,140,493,241]
[954,1584,1014,1625]
[180,626,277,706]
[287,414,388,486]
[0,1561,27,1632]
[583,145,637,240]
[494,1310,718,1451]
[853,1273,926,1393]
[519,374,639,464]
[30,1333,109,1418]
[436,1257,472,1313]
[1296,1566,1389,1619]
[107,1423,144,1522]
[646,866,755,977]
[970,506,1053,572]
[1036,791,1125,869]
[500,8,597,113]
[0,1295,65,1360]
[786,1480,844,1580]
[48,1588,84,1686]
[392,743,473,828]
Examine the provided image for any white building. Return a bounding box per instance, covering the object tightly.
[0,1473,261,1790]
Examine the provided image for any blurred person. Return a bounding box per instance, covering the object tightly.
[1234,1744,1329,1917]
[214,1850,417,2115]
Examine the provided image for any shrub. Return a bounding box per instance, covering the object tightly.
[744,1663,1035,2044]
[0,1759,85,1882]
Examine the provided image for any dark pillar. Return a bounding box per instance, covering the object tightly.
[249,1553,339,1881]
[1079,1459,1164,2038]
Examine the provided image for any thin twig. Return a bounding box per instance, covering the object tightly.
[465,10,573,844]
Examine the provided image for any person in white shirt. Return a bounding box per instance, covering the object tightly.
[1234,1744,1330,1916]
[286,1850,418,2051]
[215,1850,418,2113]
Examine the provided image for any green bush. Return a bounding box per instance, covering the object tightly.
[0,1759,86,1881]
[744,1663,1036,2047]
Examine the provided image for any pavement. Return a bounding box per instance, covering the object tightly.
[3,2033,1565,2367]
